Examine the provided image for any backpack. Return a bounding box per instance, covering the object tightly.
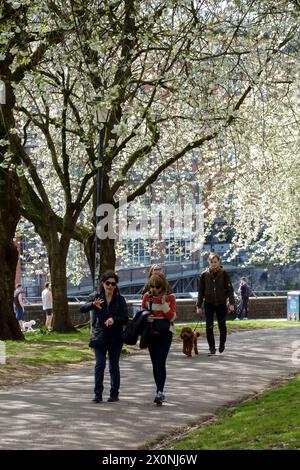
[245,284,253,297]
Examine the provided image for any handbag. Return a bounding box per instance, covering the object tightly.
[89,327,108,348]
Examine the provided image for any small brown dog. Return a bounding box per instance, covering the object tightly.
[180,327,200,357]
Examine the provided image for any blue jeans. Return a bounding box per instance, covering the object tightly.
[148,331,172,393]
[204,302,227,351]
[94,343,122,399]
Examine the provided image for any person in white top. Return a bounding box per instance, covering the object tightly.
[42,283,53,330]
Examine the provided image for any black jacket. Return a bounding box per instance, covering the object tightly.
[122,309,151,347]
[80,292,128,345]
[197,267,235,307]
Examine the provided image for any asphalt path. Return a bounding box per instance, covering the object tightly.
[0,327,300,450]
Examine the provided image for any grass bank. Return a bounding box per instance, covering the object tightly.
[168,374,300,450]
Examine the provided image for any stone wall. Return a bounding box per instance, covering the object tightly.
[23,297,290,326]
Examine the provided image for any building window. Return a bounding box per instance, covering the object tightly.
[119,239,151,267]
[165,237,192,263]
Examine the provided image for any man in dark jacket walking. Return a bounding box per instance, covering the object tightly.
[196,253,235,355]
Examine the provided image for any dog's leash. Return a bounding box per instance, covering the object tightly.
[193,319,201,333]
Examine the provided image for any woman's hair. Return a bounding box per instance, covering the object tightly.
[148,273,168,295]
[208,252,220,263]
[99,271,119,294]
[147,264,162,278]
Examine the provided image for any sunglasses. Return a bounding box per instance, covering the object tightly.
[149,285,162,289]
[104,281,117,286]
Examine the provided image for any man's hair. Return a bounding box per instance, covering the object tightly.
[45,282,49,288]
[16,284,22,288]
[208,252,220,262]
[240,277,247,282]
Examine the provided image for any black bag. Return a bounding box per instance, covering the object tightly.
[89,327,108,349]
[122,319,139,345]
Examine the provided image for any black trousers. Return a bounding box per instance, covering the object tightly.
[237,297,249,318]
[204,302,227,351]
[148,331,172,393]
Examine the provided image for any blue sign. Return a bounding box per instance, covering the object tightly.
[287,291,300,321]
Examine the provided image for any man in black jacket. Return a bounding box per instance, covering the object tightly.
[196,253,235,355]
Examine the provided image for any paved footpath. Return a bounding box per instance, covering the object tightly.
[1,327,300,450]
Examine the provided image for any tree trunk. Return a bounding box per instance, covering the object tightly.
[0,169,24,340]
[83,230,96,281]
[100,237,116,276]
[0,71,23,340]
[83,231,117,281]
[49,245,75,332]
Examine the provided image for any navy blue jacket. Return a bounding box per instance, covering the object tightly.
[80,292,128,345]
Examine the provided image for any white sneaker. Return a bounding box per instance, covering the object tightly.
[234,318,240,321]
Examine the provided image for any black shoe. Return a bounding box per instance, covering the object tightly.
[92,397,102,403]
[154,391,164,405]
[107,396,119,402]
[219,344,225,353]
[208,349,216,356]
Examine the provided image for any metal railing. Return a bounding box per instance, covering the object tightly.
[23,290,289,305]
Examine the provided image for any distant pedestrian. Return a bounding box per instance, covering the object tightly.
[80,271,128,403]
[196,253,235,355]
[236,277,252,320]
[141,273,176,405]
[13,284,25,332]
[142,264,172,295]
[42,283,53,330]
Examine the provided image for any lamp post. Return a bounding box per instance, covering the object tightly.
[94,104,109,290]
[0,80,6,105]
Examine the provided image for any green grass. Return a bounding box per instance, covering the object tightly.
[22,346,93,365]
[3,326,132,368]
[23,327,91,344]
[171,374,300,450]
[3,327,92,366]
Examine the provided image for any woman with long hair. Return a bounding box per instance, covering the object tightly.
[142,264,172,295]
[142,272,176,405]
[80,271,128,403]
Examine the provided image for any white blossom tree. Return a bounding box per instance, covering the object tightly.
[0,0,69,339]
[2,0,300,335]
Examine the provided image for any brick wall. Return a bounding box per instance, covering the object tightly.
[23,297,290,325]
